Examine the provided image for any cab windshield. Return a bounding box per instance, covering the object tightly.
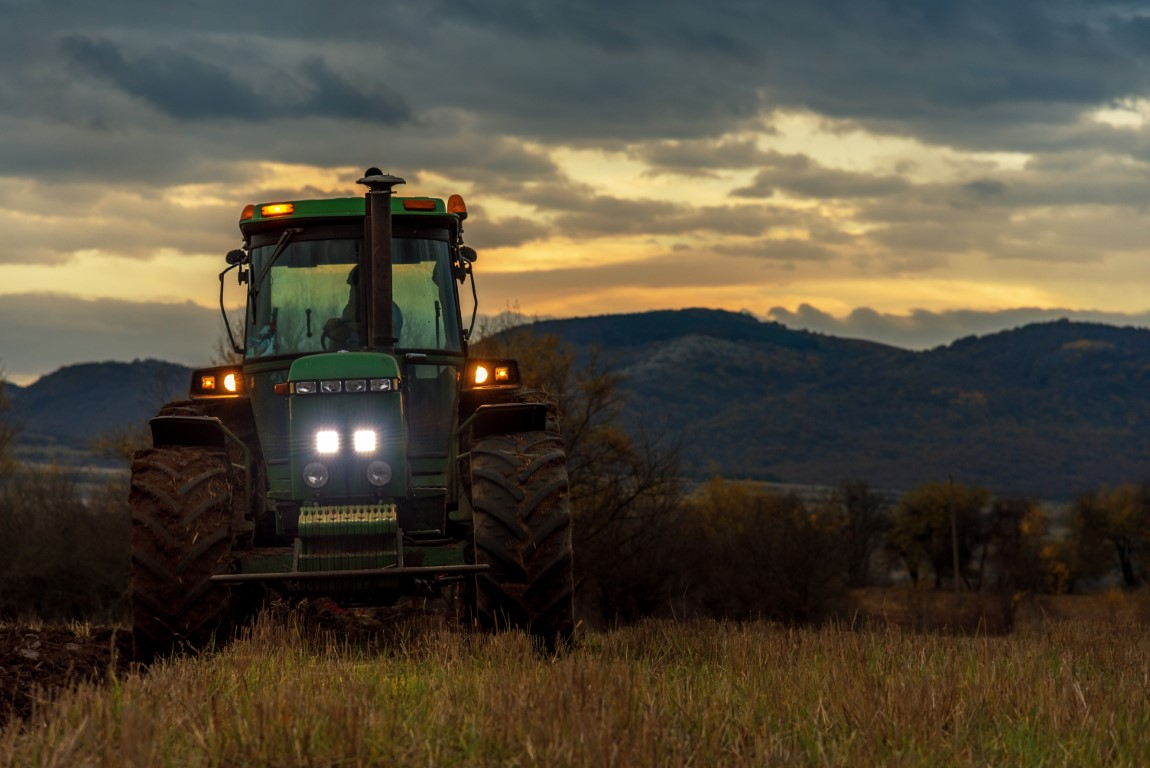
[245,234,463,358]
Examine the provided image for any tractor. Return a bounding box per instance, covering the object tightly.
[128,168,574,656]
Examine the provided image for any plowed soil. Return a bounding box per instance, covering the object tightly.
[0,624,132,726]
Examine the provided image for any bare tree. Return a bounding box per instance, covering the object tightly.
[212,313,245,366]
[832,480,891,588]
[0,366,19,475]
[472,311,684,623]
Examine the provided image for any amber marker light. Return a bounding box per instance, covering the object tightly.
[464,359,520,389]
[260,202,295,217]
[240,204,255,221]
[191,366,245,399]
[447,194,468,219]
[403,199,437,211]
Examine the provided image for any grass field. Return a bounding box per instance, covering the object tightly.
[3,608,1150,767]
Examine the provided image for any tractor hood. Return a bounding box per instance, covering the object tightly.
[286,352,408,501]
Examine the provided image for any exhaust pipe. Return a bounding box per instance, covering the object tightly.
[358,167,406,352]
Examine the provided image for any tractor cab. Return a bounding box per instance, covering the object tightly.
[218,178,481,535]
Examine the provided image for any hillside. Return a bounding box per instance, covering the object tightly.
[6,359,193,455]
[535,310,1150,497]
[7,311,1150,496]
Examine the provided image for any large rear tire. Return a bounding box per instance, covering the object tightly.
[129,445,236,659]
[470,431,574,647]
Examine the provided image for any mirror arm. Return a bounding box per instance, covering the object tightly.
[218,263,244,356]
[465,266,478,342]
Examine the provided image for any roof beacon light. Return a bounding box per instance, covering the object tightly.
[447,194,468,220]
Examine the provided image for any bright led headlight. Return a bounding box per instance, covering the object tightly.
[303,462,329,488]
[315,430,340,454]
[353,430,377,454]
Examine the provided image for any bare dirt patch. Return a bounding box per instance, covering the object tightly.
[0,624,131,726]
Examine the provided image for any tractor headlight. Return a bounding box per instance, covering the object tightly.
[295,381,317,395]
[315,430,340,455]
[303,462,329,488]
[345,379,367,393]
[353,429,377,454]
[320,380,342,394]
[367,460,393,487]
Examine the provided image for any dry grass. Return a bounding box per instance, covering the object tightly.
[3,612,1150,767]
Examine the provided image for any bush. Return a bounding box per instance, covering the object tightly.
[669,477,849,622]
[0,465,129,621]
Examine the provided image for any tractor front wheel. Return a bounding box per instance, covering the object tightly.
[470,431,575,647]
[129,445,237,659]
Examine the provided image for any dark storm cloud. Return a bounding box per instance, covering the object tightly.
[767,304,1150,350]
[635,138,782,176]
[732,153,912,200]
[463,216,551,249]
[0,294,222,382]
[713,239,838,263]
[410,0,1150,150]
[960,179,1008,201]
[61,36,411,124]
[544,193,795,240]
[7,0,1147,186]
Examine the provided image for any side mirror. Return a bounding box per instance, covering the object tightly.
[454,246,478,283]
[225,249,248,265]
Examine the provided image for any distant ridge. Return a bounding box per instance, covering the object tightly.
[8,359,192,445]
[9,310,1150,497]
[532,310,1150,497]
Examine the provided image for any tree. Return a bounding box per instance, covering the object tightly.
[887,480,990,590]
[981,496,1064,594]
[472,313,683,624]
[1072,484,1150,588]
[0,367,18,475]
[212,313,245,366]
[677,476,848,621]
[830,479,891,588]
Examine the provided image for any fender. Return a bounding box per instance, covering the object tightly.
[459,402,547,440]
[149,414,233,450]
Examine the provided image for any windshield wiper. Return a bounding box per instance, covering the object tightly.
[249,228,302,322]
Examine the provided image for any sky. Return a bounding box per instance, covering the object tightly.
[2,0,1150,384]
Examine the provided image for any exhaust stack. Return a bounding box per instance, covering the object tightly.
[358,167,406,352]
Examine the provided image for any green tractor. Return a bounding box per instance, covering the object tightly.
[129,168,574,656]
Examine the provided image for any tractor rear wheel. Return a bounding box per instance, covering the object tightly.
[470,431,574,647]
[129,445,236,659]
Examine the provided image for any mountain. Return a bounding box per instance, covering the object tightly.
[534,310,1150,498]
[7,360,193,449]
[7,311,1150,497]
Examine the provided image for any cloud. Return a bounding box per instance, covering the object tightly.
[0,294,225,383]
[732,152,912,199]
[766,303,1150,350]
[61,37,412,124]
